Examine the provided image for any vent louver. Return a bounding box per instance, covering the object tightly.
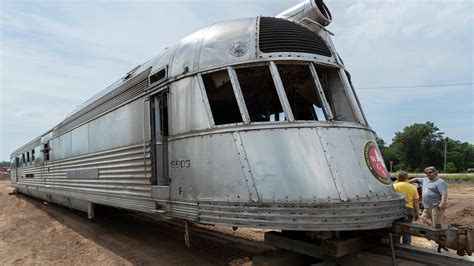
[259,17,332,57]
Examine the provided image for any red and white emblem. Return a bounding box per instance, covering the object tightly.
[364,141,390,185]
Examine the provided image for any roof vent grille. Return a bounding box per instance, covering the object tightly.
[149,67,167,85]
[259,17,332,57]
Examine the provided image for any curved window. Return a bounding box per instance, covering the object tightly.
[199,61,365,127]
[202,70,242,125]
[314,66,358,123]
[277,64,327,121]
[236,66,286,122]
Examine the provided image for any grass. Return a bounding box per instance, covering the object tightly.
[440,174,474,183]
[391,173,474,184]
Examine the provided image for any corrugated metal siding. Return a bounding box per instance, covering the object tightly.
[14,144,154,211]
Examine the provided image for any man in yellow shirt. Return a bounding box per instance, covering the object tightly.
[393,171,420,244]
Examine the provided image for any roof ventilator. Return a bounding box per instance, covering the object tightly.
[149,67,167,86]
[258,17,332,57]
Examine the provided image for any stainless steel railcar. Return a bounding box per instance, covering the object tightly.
[10,0,404,232]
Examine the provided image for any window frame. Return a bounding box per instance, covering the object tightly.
[197,60,367,128]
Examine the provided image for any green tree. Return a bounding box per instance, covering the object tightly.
[376,136,397,172]
[445,138,474,172]
[445,162,457,173]
[389,122,444,171]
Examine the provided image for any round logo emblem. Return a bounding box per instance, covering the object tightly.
[230,41,248,57]
[364,141,390,185]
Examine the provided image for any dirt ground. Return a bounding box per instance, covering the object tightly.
[1,173,473,265]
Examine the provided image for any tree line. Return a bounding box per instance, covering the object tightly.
[376,122,474,173]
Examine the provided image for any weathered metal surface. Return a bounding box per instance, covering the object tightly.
[198,196,403,231]
[169,76,212,135]
[392,222,474,256]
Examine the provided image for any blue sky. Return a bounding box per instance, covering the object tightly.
[0,0,473,161]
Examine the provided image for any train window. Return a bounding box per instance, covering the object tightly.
[202,70,242,125]
[43,143,50,161]
[236,66,285,122]
[315,66,358,123]
[277,64,327,121]
[153,93,169,138]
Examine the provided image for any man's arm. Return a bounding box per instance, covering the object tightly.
[439,194,448,210]
[438,180,448,210]
[408,178,418,184]
[413,198,420,220]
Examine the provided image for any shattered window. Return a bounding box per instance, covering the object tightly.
[202,70,242,125]
[277,64,327,121]
[236,66,285,122]
[315,66,358,123]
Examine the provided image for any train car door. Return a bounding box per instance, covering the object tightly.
[40,141,50,181]
[150,91,170,193]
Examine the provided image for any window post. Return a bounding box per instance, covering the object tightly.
[309,63,334,121]
[227,67,251,124]
[269,62,295,122]
[338,69,366,125]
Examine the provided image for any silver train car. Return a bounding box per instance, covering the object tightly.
[10,0,404,232]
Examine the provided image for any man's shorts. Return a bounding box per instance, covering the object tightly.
[421,207,445,227]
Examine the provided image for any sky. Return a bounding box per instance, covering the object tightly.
[0,0,473,161]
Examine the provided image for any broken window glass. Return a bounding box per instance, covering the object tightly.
[236,65,285,122]
[202,70,242,125]
[315,66,358,123]
[277,64,327,121]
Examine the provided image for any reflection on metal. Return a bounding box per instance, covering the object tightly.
[277,0,332,27]
[392,222,474,256]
